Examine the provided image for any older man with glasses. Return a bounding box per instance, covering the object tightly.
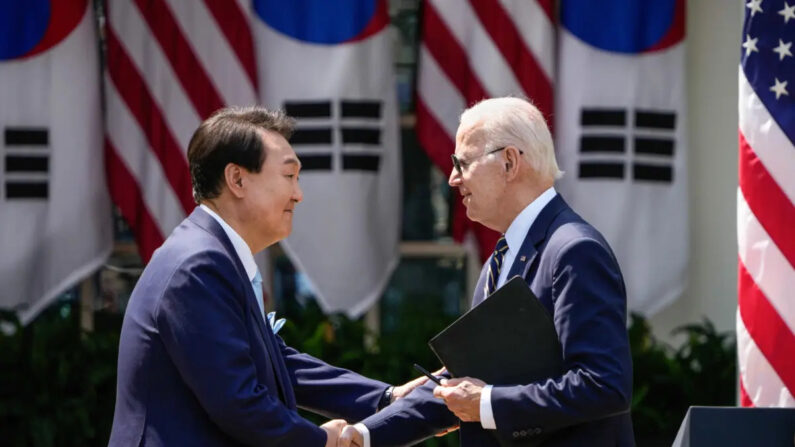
[342,96,634,447]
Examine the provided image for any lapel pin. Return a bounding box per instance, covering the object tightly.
[520,255,526,262]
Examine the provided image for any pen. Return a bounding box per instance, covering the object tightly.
[413,363,443,386]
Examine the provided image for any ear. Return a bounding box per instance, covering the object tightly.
[503,146,522,182]
[224,163,245,198]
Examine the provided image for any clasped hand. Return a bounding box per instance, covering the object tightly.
[331,376,482,446]
[433,376,486,422]
[322,419,371,447]
[323,371,437,446]
[320,419,349,447]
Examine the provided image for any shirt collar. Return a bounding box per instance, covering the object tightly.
[503,187,557,254]
[200,204,258,282]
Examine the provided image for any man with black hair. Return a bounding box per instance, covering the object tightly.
[110,107,424,447]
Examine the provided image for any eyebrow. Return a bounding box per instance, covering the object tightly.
[284,157,302,169]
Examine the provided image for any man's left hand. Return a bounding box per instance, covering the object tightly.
[432,377,486,422]
[392,368,445,401]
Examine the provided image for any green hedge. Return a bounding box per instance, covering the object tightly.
[0,305,119,446]
[0,301,735,446]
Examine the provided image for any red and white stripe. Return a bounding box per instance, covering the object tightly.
[416,0,555,259]
[737,67,795,407]
[104,0,257,261]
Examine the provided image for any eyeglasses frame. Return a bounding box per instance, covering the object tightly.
[450,146,523,175]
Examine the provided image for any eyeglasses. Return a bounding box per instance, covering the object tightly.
[450,147,523,175]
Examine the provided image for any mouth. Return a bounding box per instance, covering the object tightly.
[462,193,471,205]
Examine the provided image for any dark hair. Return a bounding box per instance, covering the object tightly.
[187,106,295,203]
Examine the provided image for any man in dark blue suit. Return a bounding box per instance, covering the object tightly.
[342,97,634,446]
[109,107,425,446]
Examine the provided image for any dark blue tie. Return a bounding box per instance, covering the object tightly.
[484,235,508,298]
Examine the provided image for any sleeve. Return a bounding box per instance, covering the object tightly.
[490,237,633,440]
[354,423,371,447]
[479,385,496,429]
[276,336,391,422]
[155,252,326,447]
[362,372,460,447]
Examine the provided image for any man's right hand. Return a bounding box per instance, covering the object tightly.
[321,419,347,447]
[338,424,364,447]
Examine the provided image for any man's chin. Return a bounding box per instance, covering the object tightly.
[465,207,478,222]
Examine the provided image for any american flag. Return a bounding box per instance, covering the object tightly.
[104,0,258,261]
[737,0,795,407]
[416,0,555,260]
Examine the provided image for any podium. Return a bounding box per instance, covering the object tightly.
[672,406,795,446]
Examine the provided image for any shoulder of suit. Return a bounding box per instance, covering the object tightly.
[543,213,611,255]
[149,224,238,276]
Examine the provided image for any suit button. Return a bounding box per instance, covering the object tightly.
[513,431,520,438]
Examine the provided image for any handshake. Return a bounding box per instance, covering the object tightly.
[319,367,471,447]
[318,420,364,447]
[320,418,459,447]
[317,370,438,447]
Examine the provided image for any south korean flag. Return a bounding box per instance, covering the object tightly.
[0,1,111,323]
[252,0,400,317]
[555,0,688,316]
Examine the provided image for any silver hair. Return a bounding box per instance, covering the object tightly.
[458,96,562,181]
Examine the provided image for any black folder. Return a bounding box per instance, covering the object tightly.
[428,277,563,385]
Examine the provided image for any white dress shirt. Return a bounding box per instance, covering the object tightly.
[356,188,557,443]
[480,186,556,430]
[199,205,264,318]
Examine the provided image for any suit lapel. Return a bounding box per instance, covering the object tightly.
[260,320,295,407]
[189,208,268,337]
[471,262,490,308]
[472,195,570,309]
[510,195,569,280]
[188,208,295,408]
[505,243,538,282]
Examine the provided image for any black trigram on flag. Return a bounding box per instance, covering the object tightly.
[3,127,49,199]
[578,108,676,183]
[285,100,382,172]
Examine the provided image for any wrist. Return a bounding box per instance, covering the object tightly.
[480,385,496,429]
[353,423,370,446]
[378,386,394,410]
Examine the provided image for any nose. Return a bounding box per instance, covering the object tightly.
[293,181,303,204]
[448,167,462,187]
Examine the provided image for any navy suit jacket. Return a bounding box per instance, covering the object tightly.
[109,208,389,446]
[361,195,634,446]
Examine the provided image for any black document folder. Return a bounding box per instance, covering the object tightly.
[428,277,563,385]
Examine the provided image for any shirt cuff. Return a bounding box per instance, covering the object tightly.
[354,423,371,447]
[480,384,496,429]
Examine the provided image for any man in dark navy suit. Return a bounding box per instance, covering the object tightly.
[342,97,634,446]
[109,107,425,446]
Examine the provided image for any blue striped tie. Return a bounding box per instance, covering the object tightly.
[484,236,509,298]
